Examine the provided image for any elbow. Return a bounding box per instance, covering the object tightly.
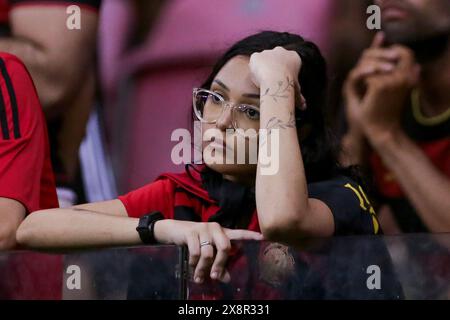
[258,212,303,243]
[259,225,284,243]
[257,198,309,243]
[16,214,42,248]
[15,224,30,248]
[42,68,95,117]
[0,224,19,251]
[38,81,70,116]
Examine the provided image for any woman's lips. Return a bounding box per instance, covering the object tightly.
[382,5,409,21]
[208,138,231,152]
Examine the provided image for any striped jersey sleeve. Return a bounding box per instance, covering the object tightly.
[0,52,58,213]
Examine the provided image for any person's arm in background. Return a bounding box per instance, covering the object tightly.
[251,47,335,243]
[0,4,98,118]
[369,131,450,232]
[340,127,371,167]
[344,33,450,232]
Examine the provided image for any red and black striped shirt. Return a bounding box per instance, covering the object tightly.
[0,52,58,212]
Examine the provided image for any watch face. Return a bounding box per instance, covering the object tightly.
[138,215,151,230]
[144,215,152,224]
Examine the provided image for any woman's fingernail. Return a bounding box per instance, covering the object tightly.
[211,272,218,279]
[195,277,203,283]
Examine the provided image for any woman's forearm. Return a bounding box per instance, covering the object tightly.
[16,208,142,249]
[256,75,310,240]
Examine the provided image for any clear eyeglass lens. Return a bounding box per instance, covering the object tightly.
[195,90,223,122]
[233,105,260,131]
[194,90,260,135]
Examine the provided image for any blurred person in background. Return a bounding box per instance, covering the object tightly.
[342,0,450,234]
[0,53,58,250]
[326,0,373,135]
[0,53,61,300]
[0,0,100,300]
[0,0,101,206]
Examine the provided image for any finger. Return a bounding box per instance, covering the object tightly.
[392,46,418,71]
[218,269,231,283]
[350,60,395,86]
[250,71,260,89]
[299,94,307,111]
[370,31,385,48]
[358,61,395,75]
[186,232,200,269]
[224,229,264,241]
[344,69,366,106]
[363,48,400,62]
[249,53,261,88]
[194,238,215,283]
[344,61,394,102]
[387,46,421,85]
[210,230,231,280]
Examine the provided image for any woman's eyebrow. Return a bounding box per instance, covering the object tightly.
[213,79,259,99]
[213,79,229,91]
[242,93,260,99]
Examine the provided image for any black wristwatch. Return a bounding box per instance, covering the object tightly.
[136,211,164,244]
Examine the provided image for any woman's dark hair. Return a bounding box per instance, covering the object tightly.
[197,30,345,183]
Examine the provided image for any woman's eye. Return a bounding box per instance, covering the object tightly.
[243,106,260,120]
[211,92,223,103]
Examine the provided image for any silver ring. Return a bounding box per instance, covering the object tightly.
[200,241,212,248]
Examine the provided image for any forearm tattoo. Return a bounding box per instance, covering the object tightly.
[258,77,297,148]
[260,76,296,106]
[260,111,296,147]
[265,111,296,132]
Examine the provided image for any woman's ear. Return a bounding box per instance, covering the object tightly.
[299,94,307,110]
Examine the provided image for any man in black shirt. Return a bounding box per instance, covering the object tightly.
[342,0,450,234]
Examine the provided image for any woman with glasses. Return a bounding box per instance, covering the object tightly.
[16,31,380,287]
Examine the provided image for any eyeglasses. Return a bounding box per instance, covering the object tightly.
[192,88,260,133]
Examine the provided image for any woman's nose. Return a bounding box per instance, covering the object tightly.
[216,103,233,130]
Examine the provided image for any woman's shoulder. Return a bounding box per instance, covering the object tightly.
[307,174,361,192]
[308,174,379,236]
[308,173,374,209]
[156,166,212,202]
[118,168,211,219]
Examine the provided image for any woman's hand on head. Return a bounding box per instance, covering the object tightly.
[249,46,306,110]
[249,46,302,88]
[154,220,263,284]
